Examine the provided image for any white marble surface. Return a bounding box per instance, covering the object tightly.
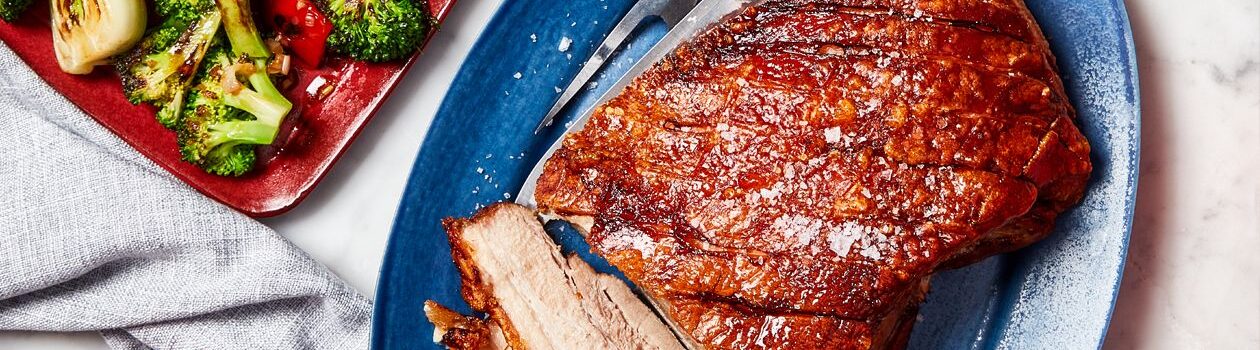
[1102,0,1260,349]
[1,0,1257,348]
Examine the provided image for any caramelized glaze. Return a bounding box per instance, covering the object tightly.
[536,0,1091,348]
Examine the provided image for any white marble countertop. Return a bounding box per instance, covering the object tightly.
[1,0,1256,348]
[1101,0,1260,348]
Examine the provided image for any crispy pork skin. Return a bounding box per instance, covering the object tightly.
[425,300,506,350]
[433,203,685,350]
[534,0,1092,348]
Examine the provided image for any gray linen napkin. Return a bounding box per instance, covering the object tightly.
[0,43,372,349]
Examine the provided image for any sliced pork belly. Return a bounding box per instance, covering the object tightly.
[429,203,685,350]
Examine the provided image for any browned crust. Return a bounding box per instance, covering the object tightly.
[533,0,1091,348]
[424,300,493,350]
[441,203,531,350]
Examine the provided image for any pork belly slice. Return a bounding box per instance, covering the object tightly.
[427,203,685,350]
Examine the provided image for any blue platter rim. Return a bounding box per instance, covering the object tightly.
[371,0,1141,348]
[1093,0,1140,344]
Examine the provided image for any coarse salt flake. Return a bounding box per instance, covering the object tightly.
[558,37,572,52]
[824,127,844,143]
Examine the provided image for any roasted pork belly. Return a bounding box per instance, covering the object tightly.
[534,0,1092,348]
[428,203,684,350]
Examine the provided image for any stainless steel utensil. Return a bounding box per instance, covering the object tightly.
[518,0,753,208]
[533,0,701,134]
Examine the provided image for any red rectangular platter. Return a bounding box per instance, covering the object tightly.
[0,0,455,217]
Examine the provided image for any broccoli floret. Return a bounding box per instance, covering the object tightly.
[177,54,258,175]
[177,0,292,176]
[154,0,214,23]
[178,92,261,177]
[216,0,291,126]
[116,11,221,128]
[0,0,33,22]
[178,44,278,176]
[316,0,431,62]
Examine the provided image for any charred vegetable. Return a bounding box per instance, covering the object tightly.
[177,43,258,176]
[52,0,146,74]
[116,9,221,128]
[176,0,292,176]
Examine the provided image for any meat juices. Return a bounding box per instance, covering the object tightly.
[535,0,1091,349]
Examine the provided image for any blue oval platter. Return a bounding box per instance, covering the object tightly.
[372,0,1141,348]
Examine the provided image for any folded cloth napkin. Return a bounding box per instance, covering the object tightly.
[0,44,371,348]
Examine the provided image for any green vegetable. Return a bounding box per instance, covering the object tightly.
[116,10,221,128]
[0,0,33,22]
[154,0,215,23]
[315,0,431,62]
[176,0,292,176]
[177,43,276,176]
[177,45,252,176]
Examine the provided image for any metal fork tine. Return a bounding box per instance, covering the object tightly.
[533,0,700,134]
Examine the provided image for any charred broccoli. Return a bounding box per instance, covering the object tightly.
[116,10,221,128]
[0,0,32,22]
[176,0,292,176]
[177,44,259,176]
[316,0,431,62]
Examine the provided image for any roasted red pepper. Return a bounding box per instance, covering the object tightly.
[263,0,332,67]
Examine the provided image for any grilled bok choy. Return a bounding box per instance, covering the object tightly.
[51,0,146,74]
